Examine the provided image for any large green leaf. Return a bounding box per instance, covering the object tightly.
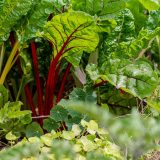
[0,0,33,44]
[98,9,136,64]
[38,11,99,67]
[138,0,160,11]
[127,27,160,57]
[71,0,126,16]
[87,59,158,99]
[126,0,148,31]
[147,83,160,112]
[16,0,55,43]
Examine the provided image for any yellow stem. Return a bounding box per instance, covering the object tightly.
[10,54,19,70]
[0,41,19,84]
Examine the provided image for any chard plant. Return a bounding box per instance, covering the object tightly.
[0,1,160,159]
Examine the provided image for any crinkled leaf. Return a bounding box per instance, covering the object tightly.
[101,59,158,98]
[100,87,137,111]
[127,0,147,30]
[0,0,33,44]
[128,27,160,57]
[87,59,158,99]
[16,0,55,43]
[20,114,32,125]
[71,0,126,16]
[147,9,160,30]
[98,9,136,64]
[147,84,160,112]
[38,11,99,67]
[8,110,31,119]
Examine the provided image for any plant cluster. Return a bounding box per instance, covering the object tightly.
[0,0,160,159]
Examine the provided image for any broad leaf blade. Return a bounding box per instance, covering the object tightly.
[38,11,99,67]
[0,0,33,44]
[71,0,126,16]
[87,59,158,99]
[16,0,55,43]
[138,0,160,11]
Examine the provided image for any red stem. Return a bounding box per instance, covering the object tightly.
[94,80,108,88]
[9,32,37,119]
[45,25,82,114]
[45,37,71,114]
[30,41,44,124]
[24,85,37,117]
[56,63,72,104]
[44,62,60,115]
[120,89,125,94]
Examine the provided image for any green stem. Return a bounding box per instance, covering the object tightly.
[16,76,24,101]
[0,43,5,75]
[156,36,160,62]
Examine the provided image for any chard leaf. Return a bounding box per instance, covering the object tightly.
[99,9,136,64]
[0,0,33,44]
[128,27,160,57]
[38,11,99,67]
[126,0,148,30]
[147,84,160,112]
[102,59,158,98]
[88,59,158,99]
[138,0,160,11]
[71,0,126,16]
[16,0,55,43]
